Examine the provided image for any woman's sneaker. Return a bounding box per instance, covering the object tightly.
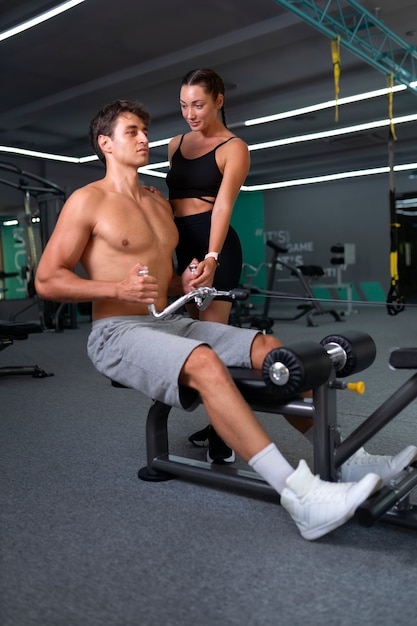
[207,426,235,464]
[281,460,382,541]
[189,424,235,464]
[340,445,417,484]
[188,425,210,447]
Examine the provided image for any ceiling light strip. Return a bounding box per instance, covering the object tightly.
[244,82,417,126]
[3,110,417,167]
[0,1,86,43]
[3,82,416,166]
[2,144,415,189]
[0,145,80,162]
[138,168,169,178]
[245,85,405,126]
[248,113,417,151]
[242,163,417,191]
[243,167,390,190]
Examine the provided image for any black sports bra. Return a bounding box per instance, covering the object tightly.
[166,135,236,204]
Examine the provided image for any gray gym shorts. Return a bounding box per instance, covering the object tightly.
[87,314,259,410]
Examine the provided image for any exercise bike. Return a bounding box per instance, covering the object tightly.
[263,240,343,327]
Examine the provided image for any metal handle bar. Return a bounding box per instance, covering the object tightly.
[148,287,249,320]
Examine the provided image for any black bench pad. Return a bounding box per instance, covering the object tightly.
[112,368,299,406]
[389,348,417,370]
[0,321,43,340]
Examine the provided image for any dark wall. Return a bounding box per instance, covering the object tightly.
[262,170,417,296]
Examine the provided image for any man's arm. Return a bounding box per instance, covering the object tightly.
[35,188,157,305]
[35,188,100,302]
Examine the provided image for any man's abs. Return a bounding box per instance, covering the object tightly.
[92,297,169,321]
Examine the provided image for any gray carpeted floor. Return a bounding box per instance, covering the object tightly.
[1,302,417,626]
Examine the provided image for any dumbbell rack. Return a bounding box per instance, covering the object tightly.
[136,333,417,531]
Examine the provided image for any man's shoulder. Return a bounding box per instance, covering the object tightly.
[59,181,107,222]
[142,186,171,211]
[80,179,107,196]
[68,180,105,201]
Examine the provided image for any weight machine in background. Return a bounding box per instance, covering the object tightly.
[0,161,74,330]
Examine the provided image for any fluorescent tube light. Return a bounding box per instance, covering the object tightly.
[140,161,170,170]
[148,138,172,148]
[2,80,417,190]
[242,163,417,192]
[248,113,417,152]
[244,82,417,126]
[242,167,390,191]
[0,145,81,163]
[138,167,169,178]
[0,1,86,43]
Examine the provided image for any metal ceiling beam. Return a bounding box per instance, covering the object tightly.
[274,0,417,95]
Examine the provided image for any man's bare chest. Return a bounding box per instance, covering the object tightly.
[95,206,178,253]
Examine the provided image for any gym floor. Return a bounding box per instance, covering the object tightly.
[1,302,417,626]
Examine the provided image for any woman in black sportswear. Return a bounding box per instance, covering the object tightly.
[166,68,250,461]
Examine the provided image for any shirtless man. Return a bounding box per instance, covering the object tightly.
[35,100,417,541]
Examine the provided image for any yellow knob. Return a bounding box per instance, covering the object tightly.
[347,381,365,395]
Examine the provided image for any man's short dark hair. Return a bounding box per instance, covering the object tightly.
[89,100,150,164]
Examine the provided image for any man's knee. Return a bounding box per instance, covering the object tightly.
[180,344,228,388]
[250,333,282,369]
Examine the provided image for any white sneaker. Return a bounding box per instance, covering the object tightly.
[340,445,417,484]
[281,460,382,541]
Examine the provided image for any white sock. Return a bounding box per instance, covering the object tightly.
[248,443,294,494]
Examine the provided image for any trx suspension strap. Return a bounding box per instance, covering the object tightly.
[386,124,405,316]
[331,36,341,122]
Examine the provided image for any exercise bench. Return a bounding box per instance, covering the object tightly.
[111,286,417,532]
[0,320,53,378]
